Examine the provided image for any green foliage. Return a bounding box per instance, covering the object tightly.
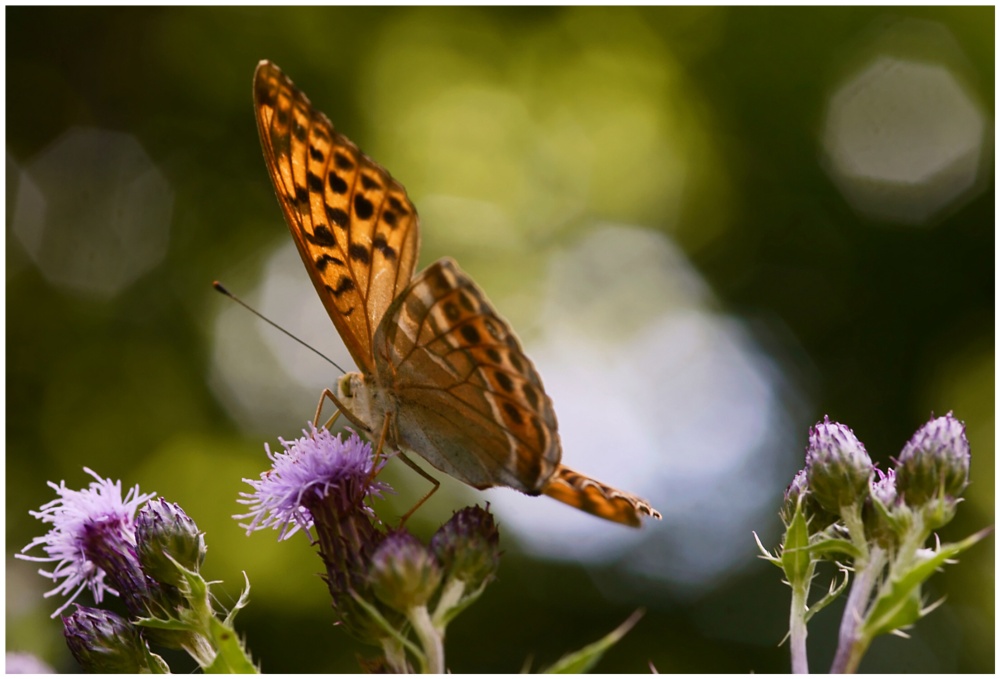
[542,610,644,674]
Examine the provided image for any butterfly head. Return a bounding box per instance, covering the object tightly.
[335,371,381,436]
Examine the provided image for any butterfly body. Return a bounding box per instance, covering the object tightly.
[254,60,661,526]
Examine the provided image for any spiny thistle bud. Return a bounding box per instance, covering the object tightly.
[62,606,165,673]
[136,498,206,588]
[430,505,500,593]
[782,469,809,515]
[895,412,970,508]
[805,416,873,514]
[781,469,838,534]
[369,531,442,613]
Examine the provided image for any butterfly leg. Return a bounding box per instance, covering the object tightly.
[361,412,395,493]
[396,454,441,527]
[371,412,391,469]
[312,388,343,431]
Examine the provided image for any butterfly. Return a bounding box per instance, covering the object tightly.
[253,60,661,527]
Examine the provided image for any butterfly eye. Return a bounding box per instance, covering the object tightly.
[338,374,354,398]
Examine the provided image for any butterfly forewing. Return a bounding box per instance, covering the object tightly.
[253,60,419,372]
[374,258,561,493]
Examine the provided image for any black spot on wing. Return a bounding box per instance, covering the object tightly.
[387,196,409,215]
[503,401,524,426]
[459,292,476,312]
[522,383,539,410]
[325,206,349,228]
[372,233,397,261]
[328,171,348,194]
[460,324,481,344]
[494,370,514,393]
[334,152,355,170]
[508,353,523,372]
[348,243,371,264]
[354,194,374,220]
[313,126,330,143]
[306,225,337,248]
[315,254,344,272]
[327,276,355,297]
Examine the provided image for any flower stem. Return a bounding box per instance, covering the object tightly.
[380,638,410,673]
[830,546,885,673]
[407,604,444,674]
[789,578,810,673]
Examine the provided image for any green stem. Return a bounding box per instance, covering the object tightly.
[840,503,869,563]
[407,605,444,674]
[830,546,886,673]
[380,638,410,673]
[789,577,810,673]
[788,585,809,674]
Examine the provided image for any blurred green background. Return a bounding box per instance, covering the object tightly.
[6,6,993,673]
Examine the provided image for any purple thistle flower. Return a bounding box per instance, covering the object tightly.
[17,468,155,617]
[236,425,390,540]
[236,425,398,643]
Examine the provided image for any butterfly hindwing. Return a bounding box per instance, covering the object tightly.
[253,60,419,372]
[542,465,661,527]
[374,258,561,493]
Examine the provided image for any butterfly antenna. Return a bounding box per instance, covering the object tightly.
[213,281,348,375]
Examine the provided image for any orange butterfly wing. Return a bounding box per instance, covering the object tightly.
[542,466,661,527]
[253,60,419,372]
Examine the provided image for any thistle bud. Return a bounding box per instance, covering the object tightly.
[62,606,165,673]
[896,412,970,508]
[805,416,873,513]
[369,531,442,612]
[430,506,500,592]
[782,469,809,512]
[136,498,206,588]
